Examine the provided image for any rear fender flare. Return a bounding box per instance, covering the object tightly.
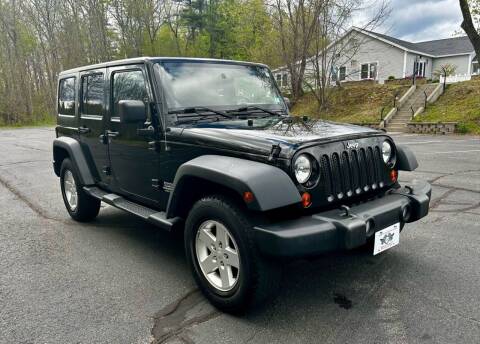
[53,137,95,185]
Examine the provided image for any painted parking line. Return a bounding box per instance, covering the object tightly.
[398,139,480,145]
[418,149,480,155]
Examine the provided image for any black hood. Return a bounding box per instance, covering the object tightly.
[173,118,383,159]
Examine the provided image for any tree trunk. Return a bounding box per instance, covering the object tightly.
[459,0,480,61]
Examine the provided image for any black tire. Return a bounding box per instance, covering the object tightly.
[60,158,100,222]
[184,195,281,313]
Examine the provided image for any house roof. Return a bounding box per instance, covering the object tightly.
[359,28,475,57]
[415,36,475,56]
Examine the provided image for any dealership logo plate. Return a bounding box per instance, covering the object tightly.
[373,223,400,255]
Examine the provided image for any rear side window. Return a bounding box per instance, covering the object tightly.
[81,73,104,117]
[58,77,76,116]
[112,70,148,118]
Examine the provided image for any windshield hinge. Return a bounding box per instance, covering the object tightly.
[268,144,281,161]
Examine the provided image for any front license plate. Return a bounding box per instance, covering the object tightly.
[373,223,400,255]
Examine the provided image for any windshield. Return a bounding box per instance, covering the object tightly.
[154,61,284,110]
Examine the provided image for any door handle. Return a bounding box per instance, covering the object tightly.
[78,127,91,134]
[137,126,155,138]
[99,131,119,144]
[106,130,119,137]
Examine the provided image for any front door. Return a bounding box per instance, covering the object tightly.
[78,69,110,186]
[107,65,159,206]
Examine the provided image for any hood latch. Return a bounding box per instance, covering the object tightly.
[268,144,281,161]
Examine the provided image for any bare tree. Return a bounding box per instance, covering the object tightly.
[304,0,389,111]
[271,0,326,101]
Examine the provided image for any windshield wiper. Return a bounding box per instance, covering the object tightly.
[169,106,234,119]
[231,105,283,117]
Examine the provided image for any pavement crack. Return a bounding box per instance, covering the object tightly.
[429,188,458,210]
[0,175,65,223]
[151,289,220,344]
[428,169,480,185]
[12,143,49,152]
[0,159,50,167]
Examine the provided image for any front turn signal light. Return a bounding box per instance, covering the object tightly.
[302,192,312,208]
[390,169,398,183]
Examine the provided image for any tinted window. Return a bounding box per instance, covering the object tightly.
[82,73,104,116]
[58,77,76,116]
[112,70,147,117]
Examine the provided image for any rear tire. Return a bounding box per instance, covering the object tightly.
[60,158,100,222]
[184,195,281,313]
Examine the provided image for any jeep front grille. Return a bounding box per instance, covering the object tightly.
[320,145,388,202]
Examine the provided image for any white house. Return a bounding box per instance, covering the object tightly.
[273,27,479,88]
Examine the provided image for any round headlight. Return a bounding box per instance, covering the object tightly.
[382,140,393,164]
[294,154,312,184]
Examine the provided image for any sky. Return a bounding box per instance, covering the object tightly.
[356,0,465,42]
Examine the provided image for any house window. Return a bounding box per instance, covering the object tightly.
[339,66,346,81]
[415,61,426,77]
[361,62,377,80]
[473,61,479,75]
[282,73,288,87]
[275,73,288,87]
[276,74,282,85]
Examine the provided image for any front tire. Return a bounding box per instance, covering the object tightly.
[184,195,280,313]
[60,158,100,222]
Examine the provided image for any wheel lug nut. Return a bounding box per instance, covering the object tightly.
[224,253,228,259]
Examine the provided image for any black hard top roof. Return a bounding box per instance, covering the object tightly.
[59,57,268,76]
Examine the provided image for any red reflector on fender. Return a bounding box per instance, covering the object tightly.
[243,191,254,203]
[301,192,312,208]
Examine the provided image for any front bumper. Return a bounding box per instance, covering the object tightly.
[253,180,431,257]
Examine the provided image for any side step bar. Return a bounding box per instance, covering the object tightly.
[83,186,181,231]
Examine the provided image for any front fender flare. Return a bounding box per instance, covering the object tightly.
[166,155,301,217]
[396,145,418,171]
[53,137,95,185]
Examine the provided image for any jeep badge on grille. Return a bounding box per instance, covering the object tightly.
[346,142,359,149]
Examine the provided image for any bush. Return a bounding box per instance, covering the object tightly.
[456,122,470,134]
[388,75,395,80]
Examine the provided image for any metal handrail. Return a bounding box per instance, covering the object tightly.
[410,106,415,121]
[423,90,428,109]
[380,106,386,121]
[393,91,400,108]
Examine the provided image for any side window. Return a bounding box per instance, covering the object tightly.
[112,70,148,118]
[58,77,76,116]
[81,73,104,117]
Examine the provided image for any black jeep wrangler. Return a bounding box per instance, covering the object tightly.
[53,57,431,313]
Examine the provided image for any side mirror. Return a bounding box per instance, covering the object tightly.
[118,100,146,123]
[283,97,292,110]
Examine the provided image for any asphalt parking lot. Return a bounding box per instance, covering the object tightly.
[0,127,479,344]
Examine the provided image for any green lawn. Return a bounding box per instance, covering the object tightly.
[414,78,480,135]
[291,83,410,124]
[0,116,56,129]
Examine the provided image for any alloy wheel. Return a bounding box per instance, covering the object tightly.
[195,220,240,291]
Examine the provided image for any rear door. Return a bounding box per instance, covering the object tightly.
[78,69,110,186]
[106,64,159,206]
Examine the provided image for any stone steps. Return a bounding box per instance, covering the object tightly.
[386,83,438,131]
